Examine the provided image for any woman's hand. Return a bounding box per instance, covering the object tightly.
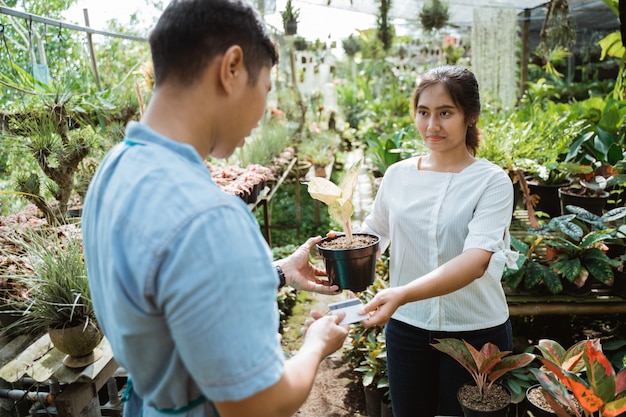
[360,287,405,327]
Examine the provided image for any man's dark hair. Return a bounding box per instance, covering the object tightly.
[149,0,279,87]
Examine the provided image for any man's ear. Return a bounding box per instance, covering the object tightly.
[219,45,245,94]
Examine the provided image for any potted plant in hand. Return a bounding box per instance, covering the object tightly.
[308,160,380,292]
[6,230,103,368]
[430,338,535,416]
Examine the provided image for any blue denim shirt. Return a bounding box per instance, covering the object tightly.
[82,122,284,417]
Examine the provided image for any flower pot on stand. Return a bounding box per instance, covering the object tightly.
[558,188,609,216]
[48,321,104,368]
[528,179,571,218]
[457,383,511,417]
[317,233,380,292]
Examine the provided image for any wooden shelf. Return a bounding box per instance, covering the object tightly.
[507,293,626,316]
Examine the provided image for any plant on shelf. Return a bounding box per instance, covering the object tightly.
[529,212,621,293]
[430,338,535,415]
[5,229,102,365]
[503,234,563,294]
[532,338,626,417]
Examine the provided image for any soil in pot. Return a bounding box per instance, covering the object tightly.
[525,384,583,416]
[317,233,380,292]
[457,383,510,417]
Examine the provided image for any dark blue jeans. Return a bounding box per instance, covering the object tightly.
[385,318,512,417]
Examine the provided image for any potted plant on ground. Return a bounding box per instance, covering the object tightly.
[5,229,103,368]
[430,338,535,416]
[526,338,588,416]
[343,276,391,417]
[532,338,626,417]
[307,160,380,292]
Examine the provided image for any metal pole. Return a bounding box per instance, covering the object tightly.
[520,8,531,97]
[0,6,146,42]
[83,9,101,89]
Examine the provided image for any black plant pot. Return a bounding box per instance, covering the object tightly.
[458,383,511,417]
[612,270,626,299]
[525,385,558,417]
[363,385,382,417]
[527,179,570,218]
[525,384,583,416]
[317,233,380,292]
[284,20,298,35]
[558,188,609,216]
[561,277,593,297]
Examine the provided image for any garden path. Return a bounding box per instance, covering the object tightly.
[293,292,367,417]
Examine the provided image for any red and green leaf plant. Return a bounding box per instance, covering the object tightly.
[430,338,535,401]
[533,338,626,417]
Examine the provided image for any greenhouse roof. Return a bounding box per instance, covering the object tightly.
[269,0,620,42]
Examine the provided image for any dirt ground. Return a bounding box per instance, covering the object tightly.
[283,292,368,417]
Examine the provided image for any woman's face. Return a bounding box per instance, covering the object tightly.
[414,83,470,154]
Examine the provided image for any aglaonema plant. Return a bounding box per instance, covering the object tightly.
[430,338,535,402]
[307,159,361,243]
[533,338,626,417]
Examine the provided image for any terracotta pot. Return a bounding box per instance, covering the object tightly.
[48,320,103,358]
[317,233,380,292]
[544,244,565,262]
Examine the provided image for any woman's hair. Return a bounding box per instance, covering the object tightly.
[149,0,278,88]
[411,65,481,156]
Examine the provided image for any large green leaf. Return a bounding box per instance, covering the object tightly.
[551,258,582,283]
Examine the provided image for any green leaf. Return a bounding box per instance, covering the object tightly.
[551,258,582,283]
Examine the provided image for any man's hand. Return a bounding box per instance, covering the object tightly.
[278,236,341,295]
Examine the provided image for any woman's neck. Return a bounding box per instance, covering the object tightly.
[419,151,476,173]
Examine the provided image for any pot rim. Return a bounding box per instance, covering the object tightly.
[317,232,380,250]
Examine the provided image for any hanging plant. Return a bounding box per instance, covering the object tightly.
[419,0,450,32]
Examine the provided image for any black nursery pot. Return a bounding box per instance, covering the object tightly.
[317,233,380,292]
